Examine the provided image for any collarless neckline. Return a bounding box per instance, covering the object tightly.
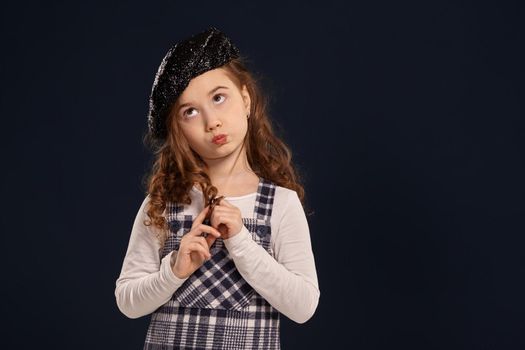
[191,177,261,200]
[191,186,257,200]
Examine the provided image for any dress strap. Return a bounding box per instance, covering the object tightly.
[253,176,276,221]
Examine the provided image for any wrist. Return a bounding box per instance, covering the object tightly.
[169,251,185,278]
[171,265,187,279]
[224,226,247,244]
[170,250,176,267]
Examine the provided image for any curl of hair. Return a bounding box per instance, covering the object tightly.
[141,56,314,249]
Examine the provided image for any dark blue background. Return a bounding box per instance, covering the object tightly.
[2,0,523,349]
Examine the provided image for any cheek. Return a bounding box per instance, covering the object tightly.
[226,106,248,129]
[179,126,201,147]
[234,119,249,139]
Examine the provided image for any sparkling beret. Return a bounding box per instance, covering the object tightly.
[146,26,241,141]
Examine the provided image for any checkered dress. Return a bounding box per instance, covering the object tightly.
[144,177,281,349]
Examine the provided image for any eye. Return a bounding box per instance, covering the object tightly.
[183,107,197,118]
[213,93,226,104]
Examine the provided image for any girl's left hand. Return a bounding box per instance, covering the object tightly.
[210,198,243,240]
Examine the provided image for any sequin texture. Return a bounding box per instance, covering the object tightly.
[146,27,240,141]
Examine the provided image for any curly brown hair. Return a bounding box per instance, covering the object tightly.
[140,55,313,249]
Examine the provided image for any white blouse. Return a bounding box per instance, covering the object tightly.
[114,184,320,324]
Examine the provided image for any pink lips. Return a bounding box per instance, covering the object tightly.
[212,134,227,144]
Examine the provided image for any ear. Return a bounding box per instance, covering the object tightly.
[241,84,251,114]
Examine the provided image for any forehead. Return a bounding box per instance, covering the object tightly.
[178,68,235,100]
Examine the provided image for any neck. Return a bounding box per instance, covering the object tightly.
[201,140,254,185]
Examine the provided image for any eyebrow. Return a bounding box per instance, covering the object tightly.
[177,86,229,111]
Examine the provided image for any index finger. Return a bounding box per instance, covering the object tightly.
[191,205,210,229]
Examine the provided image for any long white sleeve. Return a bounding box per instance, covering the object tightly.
[114,196,189,319]
[115,187,321,323]
[223,190,320,324]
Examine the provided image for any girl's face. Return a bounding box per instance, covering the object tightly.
[171,68,251,162]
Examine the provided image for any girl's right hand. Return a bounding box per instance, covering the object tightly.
[171,205,222,279]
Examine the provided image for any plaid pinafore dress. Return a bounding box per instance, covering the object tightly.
[144,177,281,349]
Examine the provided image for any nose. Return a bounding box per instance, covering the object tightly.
[205,111,222,131]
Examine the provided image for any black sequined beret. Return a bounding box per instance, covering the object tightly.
[147,26,240,141]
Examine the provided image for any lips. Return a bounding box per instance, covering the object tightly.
[212,134,227,144]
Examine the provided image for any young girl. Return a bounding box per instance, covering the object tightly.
[114,26,320,349]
